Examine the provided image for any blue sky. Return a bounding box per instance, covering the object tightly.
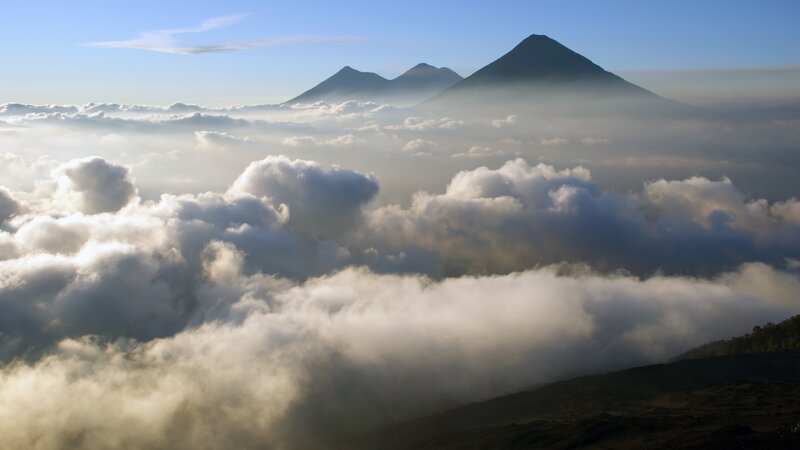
[1,0,798,105]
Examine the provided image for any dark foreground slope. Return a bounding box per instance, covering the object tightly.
[342,351,800,449]
[677,315,800,360]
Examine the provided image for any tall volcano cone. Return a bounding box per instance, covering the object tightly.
[424,34,685,115]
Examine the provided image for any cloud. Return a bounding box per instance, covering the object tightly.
[228,155,379,238]
[147,112,253,128]
[641,176,774,230]
[87,15,353,55]
[0,62,798,449]
[772,197,800,223]
[0,187,21,224]
[194,130,254,151]
[0,154,59,192]
[581,137,611,145]
[539,137,571,146]
[14,215,91,254]
[8,111,315,137]
[0,103,78,116]
[0,152,799,447]
[54,157,137,214]
[0,154,369,358]
[282,134,364,148]
[0,163,354,357]
[80,102,206,115]
[0,102,219,117]
[491,114,519,128]
[387,116,465,131]
[0,264,796,449]
[402,138,445,156]
[359,159,800,276]
[452,145,505,158]
[87,14,247,54]
[325,133,360,147]
[4,153,799,281]
[282,136,317,147]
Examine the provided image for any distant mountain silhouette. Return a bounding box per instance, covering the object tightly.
[425,34,686,115]
[288,63,463,105]
[443,34,652,92]
[288,66,389,104]
[391,63,463,93]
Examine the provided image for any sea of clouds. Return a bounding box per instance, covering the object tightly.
[0,100,799,449]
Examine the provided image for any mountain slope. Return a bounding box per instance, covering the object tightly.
[287,63,463,104]
[445,34,652,92]
[345,352,800,449]
[288,66,391,104]
[339,315,800,449]
[424,34,684,115]
[677,315,800,360]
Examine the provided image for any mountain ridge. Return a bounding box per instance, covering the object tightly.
[288,33,695,116]
[287,63,463,104]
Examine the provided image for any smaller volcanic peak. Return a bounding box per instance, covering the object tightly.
[288,63,463,104]
[288,66,390,103]
[334,65,377,78]
[392,63,463,89]
[396,63,460,80]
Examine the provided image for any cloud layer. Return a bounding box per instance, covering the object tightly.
[358,159,800,276]
[0,95,798,448]
[0,261,797,449]
[0,154,798,361]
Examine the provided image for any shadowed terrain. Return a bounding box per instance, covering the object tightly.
[677,315,800,360]
[341,316,800,449]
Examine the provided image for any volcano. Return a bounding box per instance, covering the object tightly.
[288,63,462,104]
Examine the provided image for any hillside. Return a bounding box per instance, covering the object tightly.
[337,315,800,449]
[342,352,800,449]
[677,315,800,360]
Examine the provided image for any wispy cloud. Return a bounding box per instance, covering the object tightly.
[87,14,346,55]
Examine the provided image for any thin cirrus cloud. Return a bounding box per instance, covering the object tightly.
[86,14,352,55]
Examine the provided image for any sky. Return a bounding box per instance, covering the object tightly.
[1,0,798,105]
